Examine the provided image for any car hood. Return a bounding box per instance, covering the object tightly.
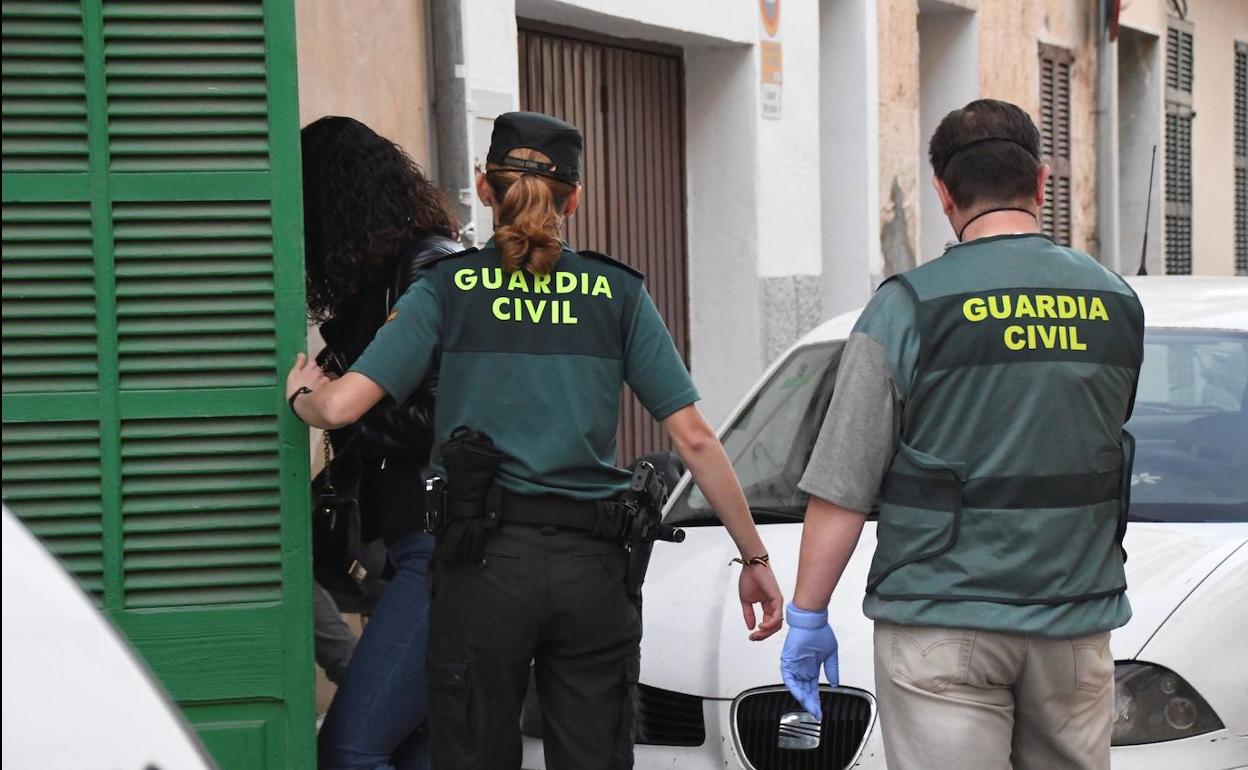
[639,521,1247,699]
[1110,523,1247,659]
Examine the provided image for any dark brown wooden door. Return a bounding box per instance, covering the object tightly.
[518,24,688,465]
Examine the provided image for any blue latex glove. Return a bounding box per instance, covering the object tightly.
[779,603,839,720]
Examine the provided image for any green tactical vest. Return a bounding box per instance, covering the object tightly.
[866,235,1145,614]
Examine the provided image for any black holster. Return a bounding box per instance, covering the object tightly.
[622,461,684,597]
[434,426,505,565]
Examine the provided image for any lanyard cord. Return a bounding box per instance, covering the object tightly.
[956,207,1039,242]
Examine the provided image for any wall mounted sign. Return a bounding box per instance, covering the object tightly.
[759,0,782,119]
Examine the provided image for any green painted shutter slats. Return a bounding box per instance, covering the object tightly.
[1,202,100,393]
[1,421,104,598]
[2,0,312,765]
[114,199,276,390]
[1,0,90,172]
[104,1,269,172]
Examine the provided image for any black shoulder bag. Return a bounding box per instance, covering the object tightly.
[310,412,389,608]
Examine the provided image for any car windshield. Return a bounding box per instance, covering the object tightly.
[666,330,1248,526]
[668,342,843,526]
[1126,330,1248,522]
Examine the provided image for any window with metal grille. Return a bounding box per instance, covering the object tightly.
[1235,41,1247,275]
[1039,44,1073,246]
[1165,19,1195,274]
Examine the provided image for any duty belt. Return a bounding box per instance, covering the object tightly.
[484,488,631,541]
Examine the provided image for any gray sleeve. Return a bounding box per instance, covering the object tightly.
[797,332,901,514]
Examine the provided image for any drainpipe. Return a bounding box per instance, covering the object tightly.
[429,0,474,245]
[1096,0,1121,270]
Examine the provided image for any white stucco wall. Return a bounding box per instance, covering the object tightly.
[756,0,822,278]
[685,44,765,423]
[917,2,979,264]
[820,0,880,316]
[462,0,521,245]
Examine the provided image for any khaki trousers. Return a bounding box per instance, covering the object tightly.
[873,621,1114,770]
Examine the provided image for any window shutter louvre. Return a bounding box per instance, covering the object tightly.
[1,0,312,765]
[120,415,282,609]
[1038,43,1073,246]
[1235,41,1247,276]
[1,1,90,172]
[1165,18,1195,274]
[113,200,277,390]
[103,1,270,172]
[1167,24,1195,97]
[2,202,99,394]
[1,421,104,599]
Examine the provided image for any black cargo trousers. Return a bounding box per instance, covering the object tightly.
[427,522,642,770]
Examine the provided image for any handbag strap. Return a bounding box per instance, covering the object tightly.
[321,431,334,489]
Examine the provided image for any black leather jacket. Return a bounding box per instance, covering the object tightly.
[318,234,461,542]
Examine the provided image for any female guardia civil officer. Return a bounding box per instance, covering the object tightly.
[286,111,784,770]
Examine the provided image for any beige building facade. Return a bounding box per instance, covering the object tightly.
[876,0,1100,274]
[286,0,1247,425]
[873,0,1248,279]
[1118,0,1248,276]
[295,0,434,169]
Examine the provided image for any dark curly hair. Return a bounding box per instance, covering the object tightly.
[301,116,458,322]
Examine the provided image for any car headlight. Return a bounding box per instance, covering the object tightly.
[1112,662,1224,746]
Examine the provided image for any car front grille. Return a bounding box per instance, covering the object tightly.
[520,679,705,747]
[634,683,705,746]
[733,687,874,770]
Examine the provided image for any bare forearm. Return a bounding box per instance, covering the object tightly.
[792,496,866,610]
[288,368,386,430]
[293,382,351,429]
[665,407,766,559]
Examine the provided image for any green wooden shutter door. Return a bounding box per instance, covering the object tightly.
[1,1,313,768]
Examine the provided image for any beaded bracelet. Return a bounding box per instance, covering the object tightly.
[730,553,770,567]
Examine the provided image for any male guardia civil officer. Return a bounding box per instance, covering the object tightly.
[779,100,1144,770]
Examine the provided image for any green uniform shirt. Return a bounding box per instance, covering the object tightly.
[801,234,1133,637]
[351,242,698,499]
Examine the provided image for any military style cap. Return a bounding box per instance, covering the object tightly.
[486,111,583,184]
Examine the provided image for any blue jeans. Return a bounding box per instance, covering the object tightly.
[318,531,435,770]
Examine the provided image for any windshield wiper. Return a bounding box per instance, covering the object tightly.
[749,506,805,522]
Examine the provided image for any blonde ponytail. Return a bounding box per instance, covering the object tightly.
[486,149,574,275]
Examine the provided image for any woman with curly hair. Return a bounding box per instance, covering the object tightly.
[302,115,459,770]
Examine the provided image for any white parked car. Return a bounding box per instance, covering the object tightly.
[523,277,1248,770]
[1,506,214,770]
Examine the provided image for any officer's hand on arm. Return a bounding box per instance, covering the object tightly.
[285,353,387,429]
[780,495,867,719]
[662,405,784,641]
